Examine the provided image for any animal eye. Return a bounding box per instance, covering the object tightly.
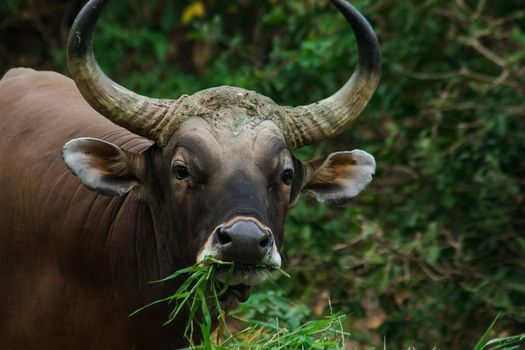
[173,165,191,180]
[281,168,294,185]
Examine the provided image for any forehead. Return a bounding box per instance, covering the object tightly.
[172,86,283,129]
[170,117,289,160]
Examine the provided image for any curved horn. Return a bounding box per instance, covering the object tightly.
[67,0,182,146]
[283,0,381,148]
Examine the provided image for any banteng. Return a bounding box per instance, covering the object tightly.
[0,0,380,348]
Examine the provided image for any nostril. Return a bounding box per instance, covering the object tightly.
[217,229,232,245]
[259,234,272,250]
[259,236,269,248]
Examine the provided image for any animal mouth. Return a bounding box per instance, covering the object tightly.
[216,264,276,304]
[215,263,275,287]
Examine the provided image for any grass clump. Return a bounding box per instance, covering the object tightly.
[132,258,525,350]
[130,257,232,344]
[473,314,525,350]
[131,257,347,349]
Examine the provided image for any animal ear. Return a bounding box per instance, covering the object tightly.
[62,137,144,197]
[303,150,376,206]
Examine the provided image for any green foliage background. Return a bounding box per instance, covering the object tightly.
[1,0,524,348]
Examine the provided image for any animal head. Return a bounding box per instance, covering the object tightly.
[62,0,381,286]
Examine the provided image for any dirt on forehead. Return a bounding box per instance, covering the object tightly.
[170,86,292,131]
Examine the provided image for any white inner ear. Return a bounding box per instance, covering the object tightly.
[62,137,138,196]
[332,150,376,198]
[310,150,376,205]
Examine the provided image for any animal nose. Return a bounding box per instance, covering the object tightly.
[215,221,273,265]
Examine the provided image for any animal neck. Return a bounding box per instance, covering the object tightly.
[106,194,189,300]
[73,192,165,298]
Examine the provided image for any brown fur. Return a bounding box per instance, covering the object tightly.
[0,69,187,349]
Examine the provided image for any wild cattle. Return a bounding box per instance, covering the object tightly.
[0,0,380,348]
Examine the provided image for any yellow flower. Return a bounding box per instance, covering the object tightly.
[182,2,205,24]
